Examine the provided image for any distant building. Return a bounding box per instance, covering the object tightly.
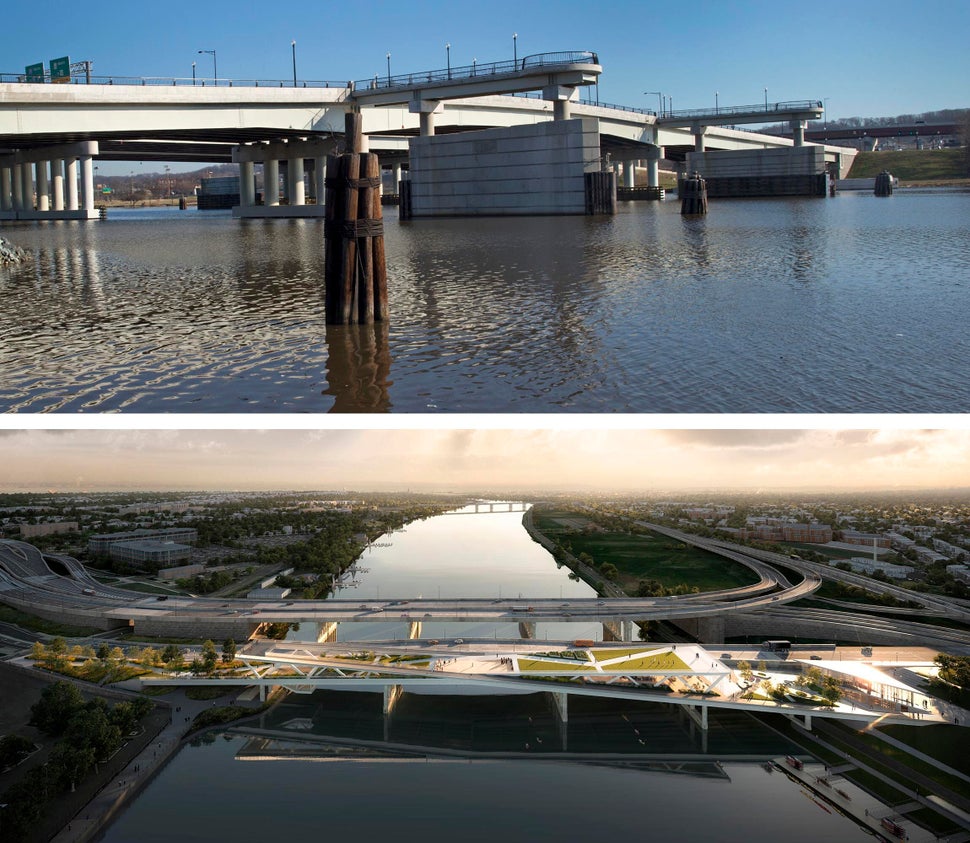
[108,540,192,568]
[89,527,197,555]
[20,521,79,538]
[247,587,291,600]
[736,522,832,543]
[837,530,890,548]
[947,564,970,583]
[837,558,915,579]
[158,563,205,580]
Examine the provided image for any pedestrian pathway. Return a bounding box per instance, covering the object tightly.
[49,687,262,843]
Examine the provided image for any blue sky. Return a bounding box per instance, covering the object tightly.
[6,0,967,173]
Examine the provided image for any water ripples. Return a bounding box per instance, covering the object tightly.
[1,192,969,413]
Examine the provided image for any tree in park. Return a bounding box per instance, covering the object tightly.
[222,638,237,664]
[201,640,219,673]
[29,680,84,735]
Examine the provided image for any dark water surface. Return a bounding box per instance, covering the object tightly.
[96,737,870,842]
[2,189,968,412]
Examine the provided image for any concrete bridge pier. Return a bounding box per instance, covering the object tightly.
[35,162,49,211]
[602,620,635,642]
[691,124,708,152]
[788,712,813,731]
[622,159,636,188]
[410,98,443,137]
[287,157,306,206]
[66,158,79,211]
[11,164,24,210]
[316,621,338,643]
[543,84,578,121]
[0,166,11,211]
[19,162,33,210]
[550,690,569,751]
[646,145,664,188]
[383,684,404,741]
[408,621,422,639]
[518,621,536,639]
[264,159,280,206]
[239,161,256,207]
[51,159,64,210]
[790,119,807,146]
[313,156,326,204]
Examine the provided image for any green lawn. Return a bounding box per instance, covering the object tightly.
[533,511,759,593]
[0,604,101,637]
[847,148,967,182]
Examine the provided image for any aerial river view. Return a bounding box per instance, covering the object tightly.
[2,188,968,413]
[96,504,872,842]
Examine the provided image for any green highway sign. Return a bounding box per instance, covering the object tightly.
[25,62,44,83]
[50,56,71,83]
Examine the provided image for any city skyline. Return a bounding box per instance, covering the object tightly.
[3,428,970,493]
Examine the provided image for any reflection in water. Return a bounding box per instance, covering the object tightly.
[323,322,392,412]
[2,193,969,412]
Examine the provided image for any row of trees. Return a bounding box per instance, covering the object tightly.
[1,682,153,840]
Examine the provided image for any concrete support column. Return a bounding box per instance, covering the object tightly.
[382,684,403,715]
[550,691,568,724]
[419,111,435,137]
[36,162,50,211]
[647,146,663,188]
[392,163,402,190]
[407,621,422,640]
[553,99,571,120]
[623,160,635,188]
[264,159,280,206]
[51,159,64,210]
[518,621,536,639]
[313,156,326,205]
[692,124,706,152]
[287,157,305,206]
[80,156,95,212]
[0,167,11,211]
[790,119,807,147]
[11,164,24,210]
[239,161,255,207]
[20,162,34,210]
[315,621,338,643]
[65,158,79,211]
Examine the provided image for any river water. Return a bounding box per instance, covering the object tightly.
[3,188,968,413]
[96,504,873,841]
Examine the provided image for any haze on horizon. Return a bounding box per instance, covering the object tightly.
[2,429,969,495]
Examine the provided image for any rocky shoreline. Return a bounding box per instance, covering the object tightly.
[0,236,28,264]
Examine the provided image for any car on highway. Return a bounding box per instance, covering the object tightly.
[454,638,464,644]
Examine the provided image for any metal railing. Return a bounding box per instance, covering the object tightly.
[0,72,349,88]
[662,100,823,120]
[352,50,599,93]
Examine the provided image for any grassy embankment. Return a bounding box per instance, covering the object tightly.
[846,148,969,186]
[531,509,759,593]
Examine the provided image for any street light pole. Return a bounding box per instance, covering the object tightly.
[198,50,217,84]
[764,87,768,110]
[191,61,196,86]
[446,43,451,78]
[292,40,297,87]
[386,52,391,85]
[715,91,719,114]
[644,90,662,117]
[513,32,517,66]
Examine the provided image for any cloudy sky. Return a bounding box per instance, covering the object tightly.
[1,428,968,493]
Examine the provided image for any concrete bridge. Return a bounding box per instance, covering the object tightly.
[0,51,853,220]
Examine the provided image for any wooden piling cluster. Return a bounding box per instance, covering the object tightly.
[680,172,708,215]
[584,171,617,215]
[324,113,388,324]
[874,170,894,197]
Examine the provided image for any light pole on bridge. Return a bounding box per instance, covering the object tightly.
[764,87,768,110]
[292,40,297,87]
[644,90,662,117]
[513,32,517,66]
[198,50,217,84]
[446,43,451,78]
[715,91,719,114]
[386,52,391,85]
[191,61,196,86]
